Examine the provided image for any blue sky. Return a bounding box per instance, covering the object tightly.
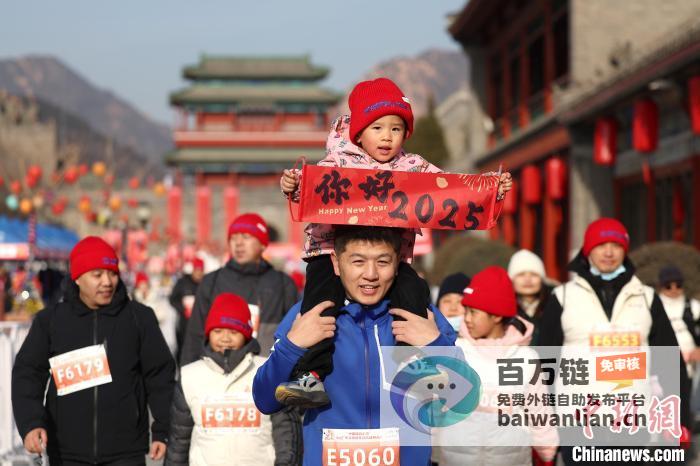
[0,0,466,124]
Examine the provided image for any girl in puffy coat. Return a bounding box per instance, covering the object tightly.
[435,266,558,466]
[165,293,301,466]
[278,77,513,409]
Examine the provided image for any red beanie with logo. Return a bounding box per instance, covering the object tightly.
[582,218,629,257]
[348,77,414,144]
[228,213,270,246]
[204,293,253,341]
[461,266,516,317]
[70,236,119,280]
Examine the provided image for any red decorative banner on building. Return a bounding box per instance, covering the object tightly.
[290,165,502,230]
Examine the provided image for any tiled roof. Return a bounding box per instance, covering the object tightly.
[184,55,329,80]
[170,84,341,105]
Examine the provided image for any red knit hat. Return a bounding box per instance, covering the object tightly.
[70,236,119,280]
[192,257,205,271]
[348,77,414,144]
[582,218,629,257]
[227,213,269,246]
[204,293,253,341]
[461,266,516,317]
[135,271,149,288]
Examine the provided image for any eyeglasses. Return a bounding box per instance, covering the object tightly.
[663,282,683,290]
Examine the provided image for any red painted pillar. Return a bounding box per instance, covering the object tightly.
[486,56,497,148]
[519,32,531,128]
[693,155,700,249]
[167,186,182,242]
[645,166,656,243]
[196,185,212,247]
[543,0,556,113]
[223,186,239,233]
[502,47,512,138]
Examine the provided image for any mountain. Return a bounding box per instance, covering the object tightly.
[0,55,171,162]
[339,48,470,118]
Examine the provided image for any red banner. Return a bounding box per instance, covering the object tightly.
[291,165,501,230]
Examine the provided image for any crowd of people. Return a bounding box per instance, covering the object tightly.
[7,77,699,465]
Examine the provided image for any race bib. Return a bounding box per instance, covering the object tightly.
[248,304,260,338]
[589,324,641,349]
[182,295,195,319]
[322,428,400,466]
[200,393,261,432]
[49,344,112,396]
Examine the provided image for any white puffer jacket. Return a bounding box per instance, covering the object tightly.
[435,317,558,466]
[181,353,275,466]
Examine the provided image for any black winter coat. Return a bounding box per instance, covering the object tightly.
[12,280,175,463]
[180,259,298,364]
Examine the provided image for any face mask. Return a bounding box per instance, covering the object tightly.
[446,316,463,332]
[590,264,626,281]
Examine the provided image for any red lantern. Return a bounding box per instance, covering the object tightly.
[128,177,140,189]
[521,165,542,204]
[51,202,65,215]
[78,164,89,176]
[27,165,42,182]
[633,98,658,153]
[689,76,700,134]
[10,180,22,194]
[108,195,122,212]
[78,196,92,213]
[85,211,98,223]
[0,176,4,188]
[127,198,139,208]
[545,157,567,200]
[594,117,617,165]
[63,167,79,184]
[104,173,115,186]
[25,173,38,189]
[503,179,517,214]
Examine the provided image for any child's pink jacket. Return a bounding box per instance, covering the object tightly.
[289,115,442,260]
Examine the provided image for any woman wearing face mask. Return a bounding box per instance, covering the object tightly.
[507,249,555,345]
[437,272,471,333]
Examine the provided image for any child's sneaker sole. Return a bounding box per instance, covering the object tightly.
[275,385,330,408]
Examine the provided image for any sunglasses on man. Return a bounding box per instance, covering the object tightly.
[663,282,683,290]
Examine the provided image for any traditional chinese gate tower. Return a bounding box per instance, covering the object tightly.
[166,55,340,254]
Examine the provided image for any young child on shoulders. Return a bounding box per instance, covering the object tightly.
[277,77,512,409]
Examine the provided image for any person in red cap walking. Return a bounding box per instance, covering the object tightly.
[169,257,205,361]
[278,77,513,408]
[539,218,692,463]
[180,213,298,365]
[133,271,177,356]
[436,266,557,466]
[166,293,301,466]
[12,236,175,465]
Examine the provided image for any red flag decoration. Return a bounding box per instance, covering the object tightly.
[196,185,212,245]
[290,165,501,230]
[223,186,239,231]
[167,186,182,242]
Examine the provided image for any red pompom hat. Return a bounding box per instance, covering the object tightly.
[204,293,253,341]
[227,213,269,246]
[461,266,517,317]
[582,218,629,257]
[348,77,414,144]
[69,236,119,280]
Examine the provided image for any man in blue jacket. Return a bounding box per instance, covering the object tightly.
[253,226,456,466]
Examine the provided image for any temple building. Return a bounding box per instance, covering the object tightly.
[165,55,340,254]
[450,0,700,279]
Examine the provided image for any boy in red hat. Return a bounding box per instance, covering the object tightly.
[277,77,513,408]
[436,266,557,466]
[180,213,298,364]
[167,293,300,466]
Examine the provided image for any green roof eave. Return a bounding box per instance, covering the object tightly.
[169,85,341,106]
[181,55,330,81]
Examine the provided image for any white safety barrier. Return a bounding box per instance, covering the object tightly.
[0,321,35,465]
